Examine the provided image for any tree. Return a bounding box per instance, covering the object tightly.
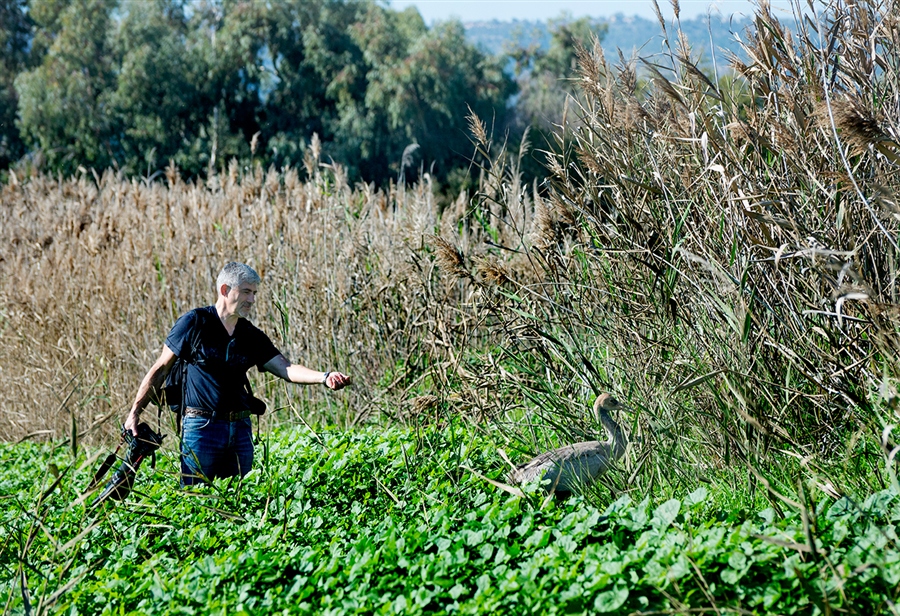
[111,0,269,176]
[0,0,32,169]
[260,0,371,172]
[108,0,201,175]
[507,15,607,183]
[362,19,513,183]
[11,0,515,185]
[259,1,513,186]
[15,0,118,173]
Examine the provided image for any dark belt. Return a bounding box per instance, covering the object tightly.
[184,407,252,422]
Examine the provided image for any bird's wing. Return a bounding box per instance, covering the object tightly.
[511,442,605,483]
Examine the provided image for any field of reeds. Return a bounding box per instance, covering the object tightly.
[1,0,899,502]
[0,141,470,442]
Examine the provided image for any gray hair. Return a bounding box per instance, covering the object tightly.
[216,262,260,292]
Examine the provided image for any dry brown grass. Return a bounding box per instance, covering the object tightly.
[3,0,899,504]
[0,151,496,443]
[422,0,900,496]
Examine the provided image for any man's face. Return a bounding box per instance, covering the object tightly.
[224,282,257,318]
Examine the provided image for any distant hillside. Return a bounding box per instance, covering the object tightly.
[463,13,752,69]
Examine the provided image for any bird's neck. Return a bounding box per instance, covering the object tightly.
[599,412,628,459]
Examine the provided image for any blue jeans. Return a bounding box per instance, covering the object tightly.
[180,416,253,486]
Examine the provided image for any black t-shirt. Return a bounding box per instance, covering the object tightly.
[165,306,280,413]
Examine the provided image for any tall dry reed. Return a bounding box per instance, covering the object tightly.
[0,150,478,443]
[425,0,900,499]
[3,0,898,506]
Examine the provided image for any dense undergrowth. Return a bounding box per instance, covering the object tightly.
[2,425,899,615]
[3,0,900,611]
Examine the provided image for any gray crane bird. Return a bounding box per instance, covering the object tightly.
[508,393,629,496]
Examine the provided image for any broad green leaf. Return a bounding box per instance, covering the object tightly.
[593,583,629,612]
[728,551,748,570]
[863,490,895,516]
[449,584,467,599]
[685,487,708,508]
[758,508,776,525]
[652,499,681,529]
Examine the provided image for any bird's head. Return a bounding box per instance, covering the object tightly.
[592,392,626,420]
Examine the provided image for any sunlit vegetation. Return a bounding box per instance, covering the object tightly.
[3,427,900,614]
[2,0,900,612]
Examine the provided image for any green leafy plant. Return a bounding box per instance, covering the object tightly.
[2,426,899,615]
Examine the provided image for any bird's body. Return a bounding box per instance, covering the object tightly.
[509,393,628,495]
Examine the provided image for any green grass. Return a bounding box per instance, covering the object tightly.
[2,425,899,615]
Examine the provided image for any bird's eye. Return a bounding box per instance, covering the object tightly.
[609,397,619,406]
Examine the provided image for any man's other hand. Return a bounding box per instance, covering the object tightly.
[325,372,351,390]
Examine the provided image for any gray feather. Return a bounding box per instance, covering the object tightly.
[509,393,629,494]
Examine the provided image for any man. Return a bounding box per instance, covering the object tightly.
[124,262,350,485]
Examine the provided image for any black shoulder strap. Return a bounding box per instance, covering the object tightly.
[169,307,208,436]
[185,307,207,362]
[180,307,207,400]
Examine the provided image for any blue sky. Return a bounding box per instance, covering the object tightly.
[388,0,793,22]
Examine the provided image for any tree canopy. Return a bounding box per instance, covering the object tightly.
[0,0,33,168]
[6,0,518,185]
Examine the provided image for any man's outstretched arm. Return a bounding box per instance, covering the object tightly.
[263,354,350,390]
[124,346,178,435]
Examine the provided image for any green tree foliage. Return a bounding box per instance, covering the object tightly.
[0,0,32,169]
[358,18,514,182]
[112,0,271,177]
[10,0,514,185]
[188,0,269,173]
[261,0,372,172]
[15,0,118,173]
[511,15,609,129]
[261,1,513,184]
[108,0,206,175]
[507,15,607,182]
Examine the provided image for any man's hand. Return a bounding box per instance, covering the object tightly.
[124,409,141,437]
[324,371,351,390]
